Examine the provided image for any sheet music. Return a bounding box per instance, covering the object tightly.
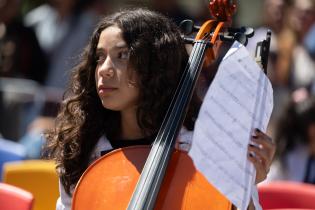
[188,41,273,210]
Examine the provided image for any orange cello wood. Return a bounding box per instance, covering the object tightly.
[71,146,232,210]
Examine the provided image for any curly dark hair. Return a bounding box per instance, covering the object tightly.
[45,8,201,195]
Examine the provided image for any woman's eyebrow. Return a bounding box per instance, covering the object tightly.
[115,42,127,49]
[95,44,127,53]
[95,48,104,53]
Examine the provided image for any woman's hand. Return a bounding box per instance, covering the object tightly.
[248,129,276,184]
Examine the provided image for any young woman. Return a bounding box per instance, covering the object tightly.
[45,8,275,210]
[269,88,315,183]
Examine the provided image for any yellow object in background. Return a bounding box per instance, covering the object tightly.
[2,160,59,210]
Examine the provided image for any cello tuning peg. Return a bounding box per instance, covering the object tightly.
[219,32,248,46]
[179,20,200,35]
[179,20,194,35]
[219,34,234,42]
[227,26,254,38]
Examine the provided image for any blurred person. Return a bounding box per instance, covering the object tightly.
[290,0,315,41]
[245,0,293,138]
[0,0,48,140]
[24,0,110,89]
[246,0,291,86]
[287,0,315,89]
[15,0,110,155]
[0,0,48,83]
[247,0,315,139]
[268,88,315,183]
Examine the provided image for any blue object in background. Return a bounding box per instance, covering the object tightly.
[19,132,44,159]
[0,138,26,180]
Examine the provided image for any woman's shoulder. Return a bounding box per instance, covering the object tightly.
[56,179,72,210]
[89,136,113,162]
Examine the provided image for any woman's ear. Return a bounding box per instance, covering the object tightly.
[127,69,139,88]
[127,80,137,88]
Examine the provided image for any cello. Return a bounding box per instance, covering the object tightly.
[71,1,255,209]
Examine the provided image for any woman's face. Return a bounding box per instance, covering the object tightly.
[290,0,315,38]
[95,25,139,112]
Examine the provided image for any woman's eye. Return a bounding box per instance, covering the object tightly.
[96,54,105,64]
[119,51,129,59]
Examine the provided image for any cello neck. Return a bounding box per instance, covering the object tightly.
[127,40,210,210]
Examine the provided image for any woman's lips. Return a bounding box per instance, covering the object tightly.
[98,87,117,95]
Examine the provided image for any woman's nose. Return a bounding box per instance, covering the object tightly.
[99,57,114,79]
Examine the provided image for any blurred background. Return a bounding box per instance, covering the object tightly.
[1,0,315,190]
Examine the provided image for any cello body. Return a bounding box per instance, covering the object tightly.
[71,146,232,210]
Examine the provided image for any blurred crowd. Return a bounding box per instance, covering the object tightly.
[246,0,315,184]
[0,0,315,185]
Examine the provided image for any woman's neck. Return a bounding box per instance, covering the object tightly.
[120,108,144,140]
